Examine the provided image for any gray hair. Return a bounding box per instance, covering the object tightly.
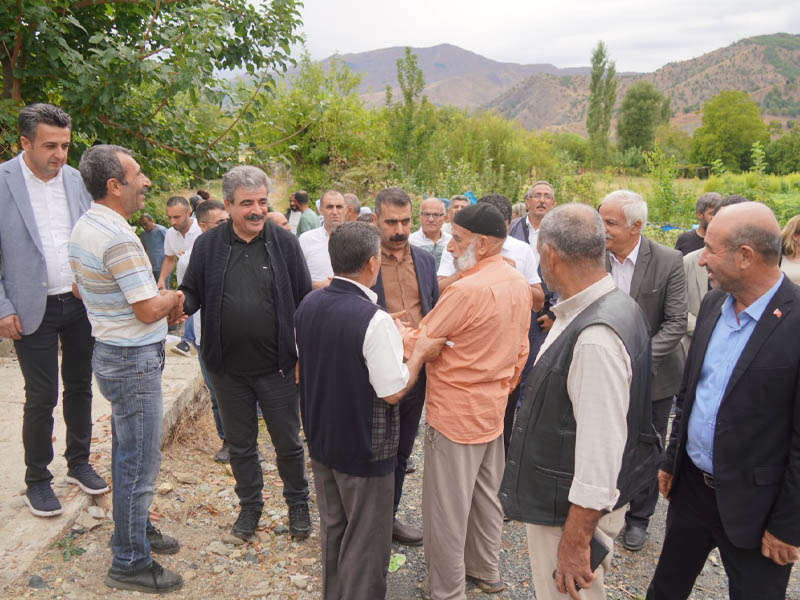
[601,189,648,227]
[525,180,554,199]
[539,203,606,266]
[344,193,360,214]
[696,192,722,214]
[725,205,782,261]
[18,103,72,141]
[329,222,381,275]
[222,165,270,203]
[449,194,469,205]
[78,144,131,201]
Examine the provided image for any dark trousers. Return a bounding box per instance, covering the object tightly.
[207,369,308,509]
[394,372,425,514]
[14,295,94,486]
[646,458,792,600]
[626,396,672,529]
[312,459,394,600]
[503,384,521,455]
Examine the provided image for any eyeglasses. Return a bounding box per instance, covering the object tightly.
[421,212,445,219]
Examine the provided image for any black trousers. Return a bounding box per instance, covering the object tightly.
[626,396,673,528]
[394,371,426,514]
[503,383,521,455]
[646,458,792,600]
[14,294,94,486]
[207,369,308,509]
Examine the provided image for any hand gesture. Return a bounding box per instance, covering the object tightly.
[657,469,673,499]
[0,314,22,340]
[555,536,596,599]
[762,530,800,566]
[414,325,446,363]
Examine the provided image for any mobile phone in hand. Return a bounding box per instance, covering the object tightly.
[552,535,610,591]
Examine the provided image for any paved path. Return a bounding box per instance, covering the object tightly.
[0,347,204,593]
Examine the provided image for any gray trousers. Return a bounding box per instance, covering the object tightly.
[422,426,505,600]
[311,459,394,600]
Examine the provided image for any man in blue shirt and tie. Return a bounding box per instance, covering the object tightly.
[647,202,800,599]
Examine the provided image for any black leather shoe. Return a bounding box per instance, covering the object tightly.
[231,506,261,540]
[392,519,423,546]
[147,526,180,555]
[289,503,311,539]
[105,560,183,593]
[622,524,647,551]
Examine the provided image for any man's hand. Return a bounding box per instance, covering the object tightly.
[537,314,554,332]
[762,530,800,566]
[657,469,673,499]
[414,325,446,363]
[166,291,186,327]
[555,535,596,599]
[0,314,22,340]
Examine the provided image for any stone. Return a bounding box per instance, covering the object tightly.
[273,524,288,535]
[208,541,230,556]
[74,511,102,531]
[157,482,174,495]
[263,463,277,472]
[245,551,258,565]
[87,505,106,519]
[299,557,316,566]
[175,472,198,485]
[28,575,48,589]
[222,533,246,546]
[184,570,197,581]
[290,574,309,589]
[212,564,225,574]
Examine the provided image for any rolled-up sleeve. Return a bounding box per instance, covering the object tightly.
[567,325,632,511]
[363,310,410,398]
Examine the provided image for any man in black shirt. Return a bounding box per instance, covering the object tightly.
[180,166,312,542]
[674,192,721,256]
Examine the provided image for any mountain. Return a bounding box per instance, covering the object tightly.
[487,33,800,133]
[319,43,592,109]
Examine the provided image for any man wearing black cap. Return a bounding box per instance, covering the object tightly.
[401,204,533,599]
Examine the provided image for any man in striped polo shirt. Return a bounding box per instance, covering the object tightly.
[69,145,185,594]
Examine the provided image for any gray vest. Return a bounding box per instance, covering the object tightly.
[499,287,659,526]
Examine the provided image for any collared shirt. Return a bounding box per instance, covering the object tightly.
[437,236,541,285]
[139,224,168,271]
[296,207,319,236]
[287,210,302,234]
[687,274,784,474]
[220,224,278,376]
[299,226,333,282]
[20,153,73,294]
[163,219,202,285]
[609,236,642,294]
[526,215,540,254]
[69,202,164,346]
[332,276,410,397]
[409,228,452,269]
[537,275,632,511]
[407,254,532,444]
[381,245,423,328]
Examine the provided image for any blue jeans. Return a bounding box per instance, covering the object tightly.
[92,340,165,573]
[182,314,195,345]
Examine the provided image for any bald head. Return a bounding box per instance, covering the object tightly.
[267,211,290,231]
[711,202,781,264]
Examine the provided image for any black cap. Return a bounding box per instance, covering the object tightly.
[452,203,506,238]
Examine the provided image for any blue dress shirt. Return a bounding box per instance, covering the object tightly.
[686,275,784,474]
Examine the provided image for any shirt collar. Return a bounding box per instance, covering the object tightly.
[552,275,617,322]
[610,236,642,267]
[720,273,784,326]
[20,152,63,185]
[415,228,448,244]
[91,201,135,230]
[526,214,537,233]
[332,276,378,304]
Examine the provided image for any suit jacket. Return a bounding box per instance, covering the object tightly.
[606,236,687,399]
[372,244,439,317]
[663,278,800,548]
[682,248,707,354]
[0,155,92,334]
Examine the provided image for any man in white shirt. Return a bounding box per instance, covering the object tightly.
[299,190,347,289]
[442,194,470,236]
[509,181,556,258]
[409,197,451,269]
[0,103,108,517]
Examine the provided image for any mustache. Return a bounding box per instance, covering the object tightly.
[245,213,264,222]
[389,234,408,242]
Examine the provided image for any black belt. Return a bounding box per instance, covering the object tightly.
[48,292,75,302]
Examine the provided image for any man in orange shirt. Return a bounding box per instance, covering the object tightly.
[404,203,532,600]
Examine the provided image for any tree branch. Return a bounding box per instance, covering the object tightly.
[137,32,185,60]
[142,0,161,45]
[201,75,267,157]
[98,115,192,156]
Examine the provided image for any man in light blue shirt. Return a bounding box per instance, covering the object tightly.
[138,213,167,282]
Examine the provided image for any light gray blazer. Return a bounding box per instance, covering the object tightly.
[0,154,92,334]
[606,235,688,400]
[681,248,707,355]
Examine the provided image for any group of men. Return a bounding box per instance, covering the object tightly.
[0,102,798,600]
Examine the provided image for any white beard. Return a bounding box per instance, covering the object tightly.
[454,241,477,272]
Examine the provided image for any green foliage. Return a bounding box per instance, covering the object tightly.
[692,91,770,172]
[53,534,85,561]
[643,143,693,223]
[703,172,800,223]
[617,81,669,152]
[586,41,617,166]
[0,0,302,188]
[655,124,692,163]
[546,132,589,166]
[766,127,800,175]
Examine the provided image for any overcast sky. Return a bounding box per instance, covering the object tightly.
[297,0,800,73]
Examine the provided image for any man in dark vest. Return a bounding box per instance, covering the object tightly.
[500,203,658,600]
[371,187,439,545]
[295,222,445,600]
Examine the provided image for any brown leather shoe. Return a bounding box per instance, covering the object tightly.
[392,519,423,546]
[466,575,505,594]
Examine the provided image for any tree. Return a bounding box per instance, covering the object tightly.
[385,47,430,175]
[766,127,800,175]
[655,123,692,163]
[617,81,669,152]
[0,0,302,184]
[586,41,617,166]
[691,91,770,172]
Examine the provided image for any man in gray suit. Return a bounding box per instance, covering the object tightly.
[0,104,107,517]
[599,189,687,551]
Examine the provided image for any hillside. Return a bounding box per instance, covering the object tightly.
[487,33,800,133]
